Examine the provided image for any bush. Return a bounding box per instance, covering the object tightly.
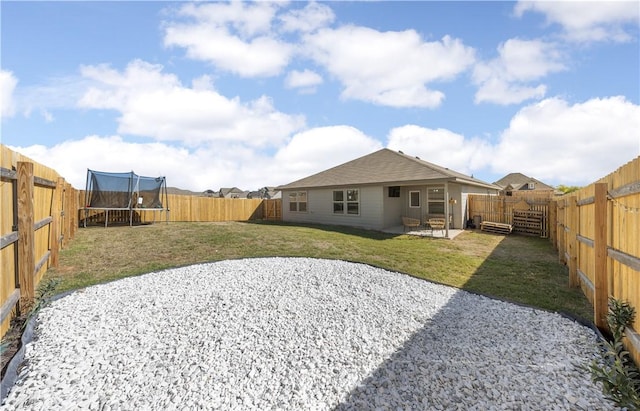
[588,298,640,409]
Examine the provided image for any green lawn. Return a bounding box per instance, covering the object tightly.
[43,220,594,322]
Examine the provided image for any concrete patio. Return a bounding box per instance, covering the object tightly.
[382,225,465,239]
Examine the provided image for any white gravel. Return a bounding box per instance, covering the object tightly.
[1,258,613,410]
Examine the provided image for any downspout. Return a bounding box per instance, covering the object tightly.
[444,181,450,238]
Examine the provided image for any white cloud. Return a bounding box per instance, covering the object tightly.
[78,60,305,147]
[515,1,640,43]
[386,125,493,175]
[164,2,293,77]
[280,2,335,33]
[284,69,323,92]
[174,2,278,39]
[42,110,54,123]
[304,27,475,108]
[11,95,639,192]
[3,73,92,120]
[386,96,640,186]
[473,38,566,105]
[9,126,383,191]
[274,126,383,180]
[1,70,18,118]
[9,136,274,191]
[492,96,640,185]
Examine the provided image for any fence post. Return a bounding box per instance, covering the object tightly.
[568,196,579,287]
[557,199,566,264]
[594,183,609,331]
[17,161,35,311]
[68,183,77,238]
[49,178,64,267]
[63,182,72,247]
[548,199,557,248]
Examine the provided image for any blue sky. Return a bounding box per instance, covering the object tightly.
[2,1,639,191]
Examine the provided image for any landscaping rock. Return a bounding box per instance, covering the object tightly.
[0,258,614,410]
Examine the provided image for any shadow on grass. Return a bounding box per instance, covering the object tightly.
[334,231,598,409]
[247,219,404,241]
[460,233,593,323]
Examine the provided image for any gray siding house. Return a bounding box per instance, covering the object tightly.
[493,172,556,195]
[278,148,499,233]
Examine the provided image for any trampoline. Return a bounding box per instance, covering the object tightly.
[83,169,169,227]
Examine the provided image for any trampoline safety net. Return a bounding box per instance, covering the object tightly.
[84,169,168,226]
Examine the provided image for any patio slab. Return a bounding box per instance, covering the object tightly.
[382,225,465,239]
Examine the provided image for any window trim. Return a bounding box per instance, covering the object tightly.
[388,186,400,198]
[333,188,360,216]
[409,190,421,208]
[332,190,344,214]
[427,186,445,214]
[346,189,359,215]
[288,191,308,213]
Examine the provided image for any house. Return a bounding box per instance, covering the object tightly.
[493,173,556,196]
[278,148,499,234]
[218,187,245,198]
[246,187,279,199]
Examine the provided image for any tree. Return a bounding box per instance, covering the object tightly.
[556,184,581,194]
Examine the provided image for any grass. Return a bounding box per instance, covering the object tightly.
[42,220,594,322]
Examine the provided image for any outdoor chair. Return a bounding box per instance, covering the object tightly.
[427,218,446,236]
[402,216,421,232]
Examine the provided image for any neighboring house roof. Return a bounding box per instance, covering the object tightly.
[219,187,244,197]
[225,190,250,199]
[493,173,555,191]
[246,187,280,199]
[278,148,499,190]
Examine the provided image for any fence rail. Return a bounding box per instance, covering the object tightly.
[77,194,283,225]
[553,156,640,365]
[0,145,79,337]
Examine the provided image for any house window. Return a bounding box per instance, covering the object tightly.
[427,187,445,214]
[346,189,359,214]
[333,190,344,213]
[409,191,420,208]
[528,182,535,190]
[289,191,307,212]
[333,189,359,215]
[388,186,400,197]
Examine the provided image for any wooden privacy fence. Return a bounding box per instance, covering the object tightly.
[79,195,282,225]
[166,195,262,222]
[262,198,282,221]
[468,194,553,238]
[554,156,640,364]
[0,145,79,338]
[165,196,281,222]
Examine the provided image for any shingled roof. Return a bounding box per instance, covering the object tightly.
[493,173,555,191]
[278,148,498,190]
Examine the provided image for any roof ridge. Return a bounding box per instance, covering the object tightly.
[278,148,498,190]
[394,149,458,178]
[392,149,487,183]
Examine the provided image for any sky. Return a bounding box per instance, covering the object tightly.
[1,1,639,192]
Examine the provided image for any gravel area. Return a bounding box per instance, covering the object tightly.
[1,258,613,410]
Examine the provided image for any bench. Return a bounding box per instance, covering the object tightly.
[480,221,513,235]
